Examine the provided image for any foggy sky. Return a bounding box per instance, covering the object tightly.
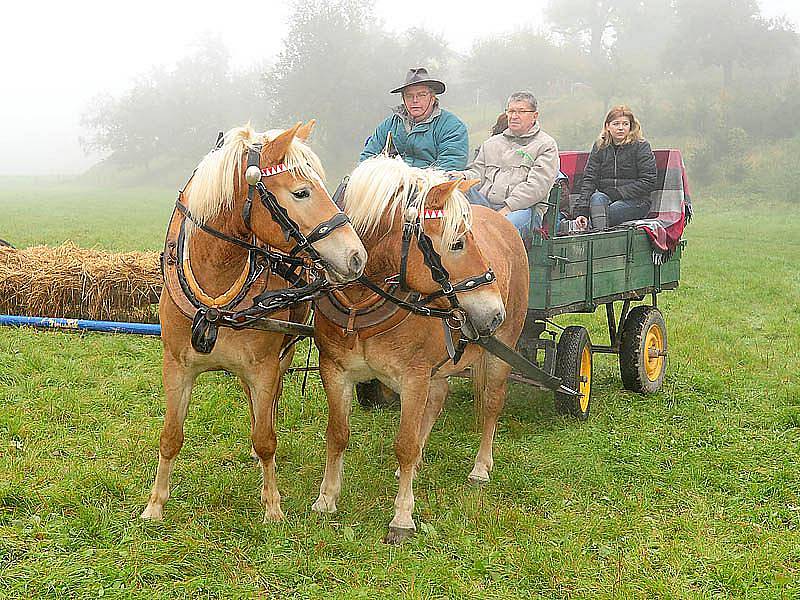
[2,0,797,176]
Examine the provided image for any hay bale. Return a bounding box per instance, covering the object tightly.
[0,242,162,323]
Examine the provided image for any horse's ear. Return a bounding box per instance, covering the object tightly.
[297,119,316,142]
[458,178,480,193]
[263,122,302,165]
[426,179,461,210]
[382,131,399,157]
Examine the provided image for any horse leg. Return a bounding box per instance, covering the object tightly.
[469,354,511,484]
[312,359,351,514]
[141,355,195,520]
[241,382,260,461]
[248,362,285,522]
[385,376,428,544]
[394,378,447,479]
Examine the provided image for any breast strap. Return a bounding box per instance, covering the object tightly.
[314,281,419,340]
[161,196,270,322]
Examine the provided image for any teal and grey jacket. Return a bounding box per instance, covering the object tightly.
[360,103,469,170]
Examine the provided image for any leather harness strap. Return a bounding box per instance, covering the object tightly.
[162,194,271,322]
[315,182,495,361]
[314,280,420,340]
[162,135,352,354]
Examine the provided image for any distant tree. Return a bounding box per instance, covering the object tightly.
[611,0,678,78]
[665,0,798,91]
[81,37,269,172]
[464,30,584,106]
[399,28,452,71]
[547,0,621,65]
[266,0,405,181]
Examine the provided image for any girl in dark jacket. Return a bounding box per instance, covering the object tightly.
[575,105,657,230]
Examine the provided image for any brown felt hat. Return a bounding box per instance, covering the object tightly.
[390,67,446,95]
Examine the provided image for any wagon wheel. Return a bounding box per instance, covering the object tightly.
[619,306,667,394]
[356,379,400,409]
[554,326,592,420]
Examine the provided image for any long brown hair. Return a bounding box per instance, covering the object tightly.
[596,105,644,148]
[490,112,508,136]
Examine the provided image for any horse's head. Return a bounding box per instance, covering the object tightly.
[246,122,366,283]
[404,177,505,337]
[186,122,366,284]
[344,156,505,337]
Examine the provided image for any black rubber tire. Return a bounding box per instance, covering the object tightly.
[355,379,399,409]
[554,326,592,420]
[619,306,667,394]
[0,238,13,248]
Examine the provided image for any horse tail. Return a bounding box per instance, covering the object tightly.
[472,350,489,430]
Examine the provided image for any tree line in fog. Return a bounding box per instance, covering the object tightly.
[81,0,799,186]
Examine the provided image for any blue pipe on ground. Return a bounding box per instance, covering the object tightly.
[0,314,161,336]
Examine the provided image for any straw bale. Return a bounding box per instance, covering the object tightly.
[0,242,162,323]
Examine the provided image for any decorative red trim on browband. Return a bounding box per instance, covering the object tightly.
[262,163,291,177]
[423,209,445,219]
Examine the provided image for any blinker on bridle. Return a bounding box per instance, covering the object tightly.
[356,190,496,363]
[241,152,351,274]
[174,141,352,355]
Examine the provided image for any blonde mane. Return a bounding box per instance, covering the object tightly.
[343,155,472,252]
[185,124,326,234]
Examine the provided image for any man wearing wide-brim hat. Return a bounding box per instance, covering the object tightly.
[359,67,469,170]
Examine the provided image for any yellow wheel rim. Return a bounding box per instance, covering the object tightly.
[579,345,591,413]
[643,323,665,381]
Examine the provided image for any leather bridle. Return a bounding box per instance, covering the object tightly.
[171,142,351,353]
[354,189,496,362]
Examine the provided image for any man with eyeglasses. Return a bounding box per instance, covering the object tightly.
[359,67,469,170]
[451,91,559,238]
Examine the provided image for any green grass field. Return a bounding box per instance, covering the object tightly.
[0,179,798,598]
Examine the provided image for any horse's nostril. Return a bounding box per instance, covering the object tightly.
[348,249,366,276]
[489,310,505,333]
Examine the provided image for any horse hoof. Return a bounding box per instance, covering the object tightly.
[140,505,164,521]
[311,497,337,514]
[467,472,490,486]
[384,526,415,545]
[263,506,285,522]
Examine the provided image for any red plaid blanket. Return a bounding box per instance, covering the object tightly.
[558,149,692,256]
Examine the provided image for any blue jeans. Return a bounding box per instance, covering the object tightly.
[590,191,649,227]
[466,188,541,238]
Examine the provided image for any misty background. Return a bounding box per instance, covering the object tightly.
[4,0,799,194]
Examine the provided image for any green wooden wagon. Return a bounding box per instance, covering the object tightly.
[353,149,690,415]
[512,153,689,420]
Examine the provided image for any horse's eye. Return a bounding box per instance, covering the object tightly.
[450,238,465,252]
[292,189,311,200]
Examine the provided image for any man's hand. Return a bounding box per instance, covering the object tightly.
[499,205,512,217]
[574,215,589,230]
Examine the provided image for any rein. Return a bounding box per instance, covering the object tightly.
[168,141,351,354]
[346,189,496,363]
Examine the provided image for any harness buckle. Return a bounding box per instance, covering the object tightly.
[446,308,467,330]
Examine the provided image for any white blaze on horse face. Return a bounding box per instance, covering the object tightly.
[312,226,367,284]
[459,288,506,337]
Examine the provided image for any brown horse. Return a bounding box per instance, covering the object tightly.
[141,122,367,522]
[311,156,529,542]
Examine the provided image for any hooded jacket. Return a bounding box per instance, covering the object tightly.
[359,103,469,170]
[462,122,560,217]
[575,139,657,218]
